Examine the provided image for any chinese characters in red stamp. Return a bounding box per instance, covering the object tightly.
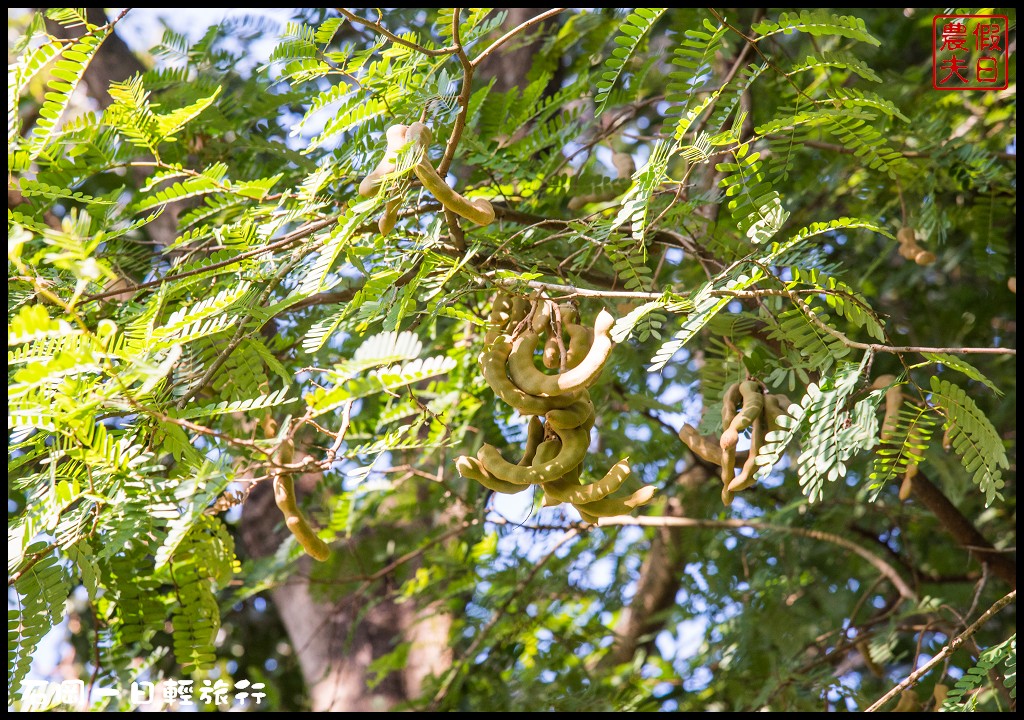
[933,15,1009,90]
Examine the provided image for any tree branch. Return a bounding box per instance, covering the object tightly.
[865,589,1016,712]
[911,473,1016,589]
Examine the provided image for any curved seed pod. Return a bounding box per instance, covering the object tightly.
[763,393,791,432]
[457,455,529,494]
[564,323,593,369]
[611,151,635,179]
[518,416,545,466]
[378,198,400,235]
[558,302,579,325]
[479,338,580,413]
[545,460,631,505]
[358,124,410,197]
[509,297,530,326]
[1009,276,1016,294]
[896,227,917,246]
[679,424,723,465]
[414,159,494,226]
[720,382,742,437]
[541,461,583,507]
[577,509,600,523]
[871,374,901,442]
[721,486,735,506]
[545,398,596,430]
[532,438,562,467]
[720,381,764,451]
[727,415,764,494]
[507,309,616,397]
[573,484,655,517]
[274,475,330,561]
[480,426,589,485]
[530,299,553,333]
[542,334,561,369]
[488,292,515,325]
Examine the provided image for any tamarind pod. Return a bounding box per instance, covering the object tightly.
[518,416,546,467]
[413,160,494,226]
[872,375,901,442]
[545,398,596,430]
[377,198,400,235]
[564,323,593,370]
[542,334,561,369]
[478,339,580,413]
[532,438,562,467]
[557,302,579,325]
[1009,276,1016,294]
[721,486,735,506]
[763,393,791,432]
[720,381,763,452]
[577,509,600,524]
[611,151,635,179]
[274,475,330,561]
[358,124,410,197]
[914,250,936,266]
[545,460,631,505]
[507,309,616,396]
[727,415,764,493]
[541,461,583,507]
[456,455,527,494]
[573,484,656,517]
[720,382,742,438]
[678,424,724,465]
[721,445,736,490]
[488,292,515,326]
[896,227,917,246]
[509,297,530,327]
[531,300,553,334]
[897,243,919,260]
[932,684,949,710]
[404,121,432,149]
[481,426,589,485]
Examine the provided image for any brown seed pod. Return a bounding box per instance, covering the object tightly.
[358,124,410,197]
[408,122,494,226]
[478,337,581,415]
[507,309,616,397]
[544,459,631,506]
[573,484,655,518]
[274,474,330,562]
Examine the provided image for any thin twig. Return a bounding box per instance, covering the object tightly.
[865,590,1016,712]
[595,515,917,601]
[336,8,458,57]
[471,8,569,67]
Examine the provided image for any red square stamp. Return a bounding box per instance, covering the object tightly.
[933,14,1009,90]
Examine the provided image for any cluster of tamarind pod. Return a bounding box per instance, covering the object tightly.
[678,381,791,506]
[457,294,655,521]
[359,121,494,234]
[896,227,936,266]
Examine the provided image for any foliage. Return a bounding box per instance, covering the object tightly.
[7,7,1016,713]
